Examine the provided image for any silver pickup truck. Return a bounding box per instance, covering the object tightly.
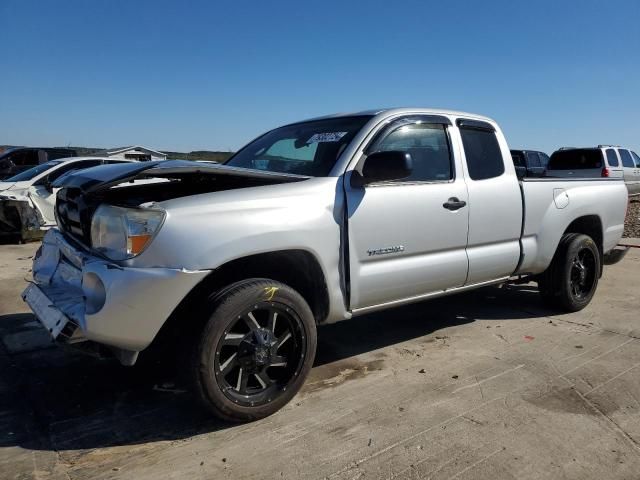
[22,108,628,421]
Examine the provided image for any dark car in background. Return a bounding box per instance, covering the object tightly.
[510,149,550,178]
[0,147,77,179]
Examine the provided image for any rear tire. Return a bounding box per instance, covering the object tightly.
[537,233,600,312]
[192,279,317,422]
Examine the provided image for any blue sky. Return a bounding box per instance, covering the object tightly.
[1,0,638,154]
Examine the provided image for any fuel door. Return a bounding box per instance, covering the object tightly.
[553,188,569,209]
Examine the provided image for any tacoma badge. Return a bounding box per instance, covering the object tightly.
[367,245,405,256]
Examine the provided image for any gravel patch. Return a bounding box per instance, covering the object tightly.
[623,197,640,238]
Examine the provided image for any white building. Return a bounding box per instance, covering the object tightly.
[99,145,167,161]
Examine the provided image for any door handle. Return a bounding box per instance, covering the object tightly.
[443,197,467,211]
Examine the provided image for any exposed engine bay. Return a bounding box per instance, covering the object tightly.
[53,160,309,244]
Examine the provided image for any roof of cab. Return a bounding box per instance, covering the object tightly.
[298,107,495,124]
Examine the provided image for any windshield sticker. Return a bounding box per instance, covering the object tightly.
[307,132,348,144]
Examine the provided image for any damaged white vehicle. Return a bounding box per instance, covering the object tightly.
[0,157,135,241]
[22,108,628,422]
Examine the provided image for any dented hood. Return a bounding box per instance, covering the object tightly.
[53,160,310,193]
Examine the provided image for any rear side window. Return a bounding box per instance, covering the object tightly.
[606,149,619,167]
[370,123,452,182]
[538,153,550,168]
[526,152,541,168]
[511,152,525,167]
[460,128,504,180]
[548,149,603,170]
[632,151,640,167]
[619,149,635,168]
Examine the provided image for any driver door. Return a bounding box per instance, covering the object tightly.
[345,117,469,310]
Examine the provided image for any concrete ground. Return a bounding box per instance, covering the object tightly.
[1,243,640,480]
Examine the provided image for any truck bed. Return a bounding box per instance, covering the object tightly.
[516,177,628,275]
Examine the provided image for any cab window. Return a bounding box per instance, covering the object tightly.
[368,122,453,182]
[460,128,505,180]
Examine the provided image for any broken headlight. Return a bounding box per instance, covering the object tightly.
[90,205,165,260]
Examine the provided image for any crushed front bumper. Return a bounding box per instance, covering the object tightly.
[22,229,210,364]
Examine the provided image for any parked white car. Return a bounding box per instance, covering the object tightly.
[546,146,640,195]
[0,157,135,241]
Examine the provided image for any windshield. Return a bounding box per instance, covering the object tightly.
[5,160,65,182]
[225,116,372,176]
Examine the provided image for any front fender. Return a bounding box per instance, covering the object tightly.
[130,177,349,322]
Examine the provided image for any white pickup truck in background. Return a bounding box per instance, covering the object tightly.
[23,108,628,422]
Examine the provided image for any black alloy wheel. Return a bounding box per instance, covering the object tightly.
[193,279,317,422]
[569,246,597,300]
[537,233,601,312]
[215,302,306,407]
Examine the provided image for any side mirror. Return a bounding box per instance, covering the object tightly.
[514,166,527,179]
[353,151,413,186]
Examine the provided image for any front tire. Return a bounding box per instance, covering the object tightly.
[193,279,317,422]
[538,233,600,312]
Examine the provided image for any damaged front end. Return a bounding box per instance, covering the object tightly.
[22,228,210,365]
[21,160,310,363]
[0,193,46,242]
